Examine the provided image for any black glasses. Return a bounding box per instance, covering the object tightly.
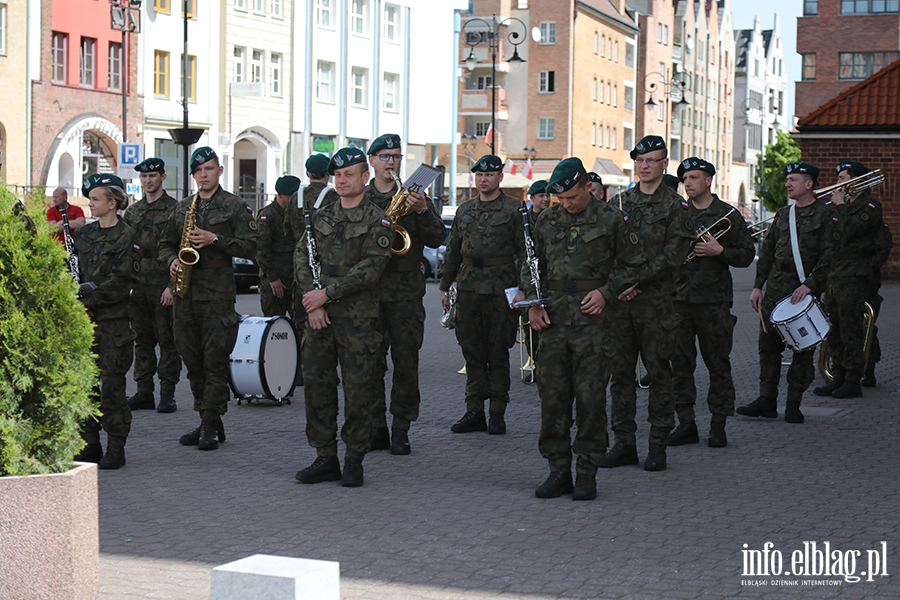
[376,154,403,162]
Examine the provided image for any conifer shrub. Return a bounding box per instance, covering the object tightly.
[0,187,98,476]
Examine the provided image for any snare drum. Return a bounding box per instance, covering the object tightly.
[769,295,831,353]
[229,315,299,404]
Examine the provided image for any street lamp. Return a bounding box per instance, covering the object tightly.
[167,0,204,200]
[462,14,528,155]
[109,0,142,143]
[643,67,690,148]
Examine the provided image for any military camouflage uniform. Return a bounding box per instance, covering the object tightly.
[823,191,883,383]
[294,200,393,461]
[366,181,446,430]
[672,196,755,423]
[257,200,294,318]
[123,191,181,398]
[606,184,693,446]
[522,199,637,474]
[754,201,839,401]
[158,187,258,419]
[74,219,140,447]
[439,193,526,415]
[865,221,894,371]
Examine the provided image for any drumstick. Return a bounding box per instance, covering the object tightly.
[757,304,767,334]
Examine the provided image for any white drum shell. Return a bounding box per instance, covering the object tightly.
[229,316,298,399]
[769,295,831,352]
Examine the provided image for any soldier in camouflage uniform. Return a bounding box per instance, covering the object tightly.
[73,175,139,470]
[668,158,755,449]
[294,147,394,488]
[364,134,446,455]
[258,175,302,318]
[123,158,181,414]
[862,220,894,386]
[521,158,637,501]
[159,147,259,451]
[813,161,883,399]
[440,155,526,435]
[587,172,606,203]
[738,161,840,424]
[603,136,693,472]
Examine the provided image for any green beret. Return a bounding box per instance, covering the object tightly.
[471,155,504,173]
[190,146,218,172]
[275,175,301,196]
[134,157,166,174]
[548,158,587,194]
[367,133,401,155]
[328,147,368,175]
[306,154,330,173]
[663,174,681,191]
[836,160,867,175]
[528,180,548,195]
[677,157,716,182]
[587,172,603,184]
[784,161,819,180]
[82,173,125,196]
[630,135,667,159]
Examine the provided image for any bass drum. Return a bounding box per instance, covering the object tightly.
[229,315,299,405]
[769,294,831,353]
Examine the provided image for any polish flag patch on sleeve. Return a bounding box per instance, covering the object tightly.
[246,206,254,213]
[260,215,267,221]
[381,218,392,228]
[832,217,839,224]
[681,200,690,210]
[133,244,141,252]
[868,203,876,209]
[623,215,630,223]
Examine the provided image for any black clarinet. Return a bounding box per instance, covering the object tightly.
[513,204,545,309]
[60,203,80,282]
[303,199,322,290]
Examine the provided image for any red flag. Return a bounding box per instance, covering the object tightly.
[508,159,517,175]
[525,158,533,180]
[484,123,493,145]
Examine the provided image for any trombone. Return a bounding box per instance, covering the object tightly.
[749,214,777,238]
[685,208,735,262]
[814,169,884,200]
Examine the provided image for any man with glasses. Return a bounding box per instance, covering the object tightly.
[365,134,446,455]
[603,136,692,472]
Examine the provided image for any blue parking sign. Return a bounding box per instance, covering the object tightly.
[118,143,144,178]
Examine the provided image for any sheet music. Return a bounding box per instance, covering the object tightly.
[401,164,442,194]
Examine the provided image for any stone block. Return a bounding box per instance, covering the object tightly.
[210,554,339,600]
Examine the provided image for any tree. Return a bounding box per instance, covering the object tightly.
[757,131,801,212]
[0,188,98,476]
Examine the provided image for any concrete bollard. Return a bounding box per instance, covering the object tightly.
[210,554,339,600]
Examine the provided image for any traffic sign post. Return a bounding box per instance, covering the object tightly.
[118,143,144,178]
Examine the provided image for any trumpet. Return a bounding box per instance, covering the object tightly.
[685,208,734,262]
[814,169,885,200]
[387,171,413,255]
[749,214,778,238]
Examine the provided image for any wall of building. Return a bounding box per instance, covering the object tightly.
[0,0,29,187]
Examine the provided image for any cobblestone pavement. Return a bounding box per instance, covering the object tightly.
[99,265,899,599]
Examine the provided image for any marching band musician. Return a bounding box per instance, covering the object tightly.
[293,147,394,488]
[364,134,446,456]
[587,172,606,202]
[738,162,839,424]
[440,155,526,436]
[812,161,884,399]
[668,158,755,449]
[257,175,302,319]
[159,147,258,451]
[524,158,638,501]
[123,158,181,414]
[72,174,140,469]
[521,179,552,370]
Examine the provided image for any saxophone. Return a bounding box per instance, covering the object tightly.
[387,170,413,255]
[60,203,80,282]
[441,282,457,330]
[173,194,201,297]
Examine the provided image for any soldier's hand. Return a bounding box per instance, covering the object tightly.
[188,227,216,248]
[270,278,285,298]
[692,234,724,257]
[581,290,606,315]
[440,290,449,311]
[790,284,811,305]
[618,283,641,302]
[160,287,174,307]
[303,288,329,312]
[169,258,182,279]
[750,287,763,311]
[529,306,551,330]
[407,190,428,214]
[830,188,846,206]
[308,307,330,330]
[511,290,525,308]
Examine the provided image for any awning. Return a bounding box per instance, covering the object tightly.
[591,158,632,187]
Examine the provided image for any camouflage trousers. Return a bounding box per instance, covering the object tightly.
[260,276,294,319]
[303,317,382,461]
[866,283,883,369]
[455,291,518,414]
[129,283,181,396]
[173,298,240,419]
[291,280,307,372]
[535,323,609,474]
[824,277,868,381]
[671,301,736,423]
[82,318,135,448]
[607,296,677,446]
[372,297,425,431]
[759,295,815,401]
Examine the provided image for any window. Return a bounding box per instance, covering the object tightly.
[384,4,399,41]
[270,53,281,95]
[747,123,762,150]
[625,43,634,68]
[235,0,246,9]
[250,49,263,83]
[383,72,398,111]
[234,47,244,83]
[839,51,900,79]
[517,0,528,7]
[272,0,283,18]
[154,50,169,96]
[539,21,555,44]
[612,128,617,150]
[347,137,367,151]
[657,100,664,121]
[624,128,633,149]
[614,41,618,62]
[538,71,555,93]
[664,25,669,45]
[351,0,367,35]
[52,32,67,83]
[802,53,816,80]
[778,91,784,115]
[592,78,597,100]
[601,35,606,57]
[252,0,264,14]
[538,117,554,140]
[155,0,170,13]
[613,85,617,107]
[79,38,95,87]
[624,84,634,110]
[606,82,611,104]
[351,66,368,107]
[183,0,196,17]
[466,75,492,90]
[316,0,332,27]
[754,59,759,77]
[180,54,196,100]
[842,0,899,13]
[657,24,662,43]
[0,3,5,56]
[475,122,491,137]
[607,38,612,59]
[316,60,334,102]
[107,42,122,91]
[591,122,596,146]
[594,31,598,54]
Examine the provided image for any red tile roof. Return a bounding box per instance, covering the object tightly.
[797,57,900,130]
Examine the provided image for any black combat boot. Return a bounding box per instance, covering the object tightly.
[295,455,342,483]
[98,444,126,469]
[813,378,844,397]
[488,412,506,435]
[179,424,201,446]
[369,426,391,451]
[572,473,597,501]
[74,442,103,463]
[668,420,699,446]
[450,410,487,433]
[390,428,411,455]
[832,380,862,399]
[156,394,177,413]
[197,418,220,450]
[534,470,573,498]
[784,389,805,423]
[708,419,728,448]
[860,366,877,388]
[599,441,639,468]
[736,397,778,418]
[341,458,364,487]
[127,391,155,410]
[644,443,667,471]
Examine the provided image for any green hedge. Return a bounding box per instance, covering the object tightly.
[0,188,99,476]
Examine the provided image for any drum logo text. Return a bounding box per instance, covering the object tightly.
[271,332,289,341]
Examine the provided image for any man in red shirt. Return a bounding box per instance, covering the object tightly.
[46,187,86,242]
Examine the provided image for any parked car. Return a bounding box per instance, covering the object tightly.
[233,256,260,291]
[421,214,454,281]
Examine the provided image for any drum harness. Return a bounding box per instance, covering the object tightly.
[788,204,807,285]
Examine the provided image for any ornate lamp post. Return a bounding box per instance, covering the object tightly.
[644,67,690,146]
[109,0,142,143]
